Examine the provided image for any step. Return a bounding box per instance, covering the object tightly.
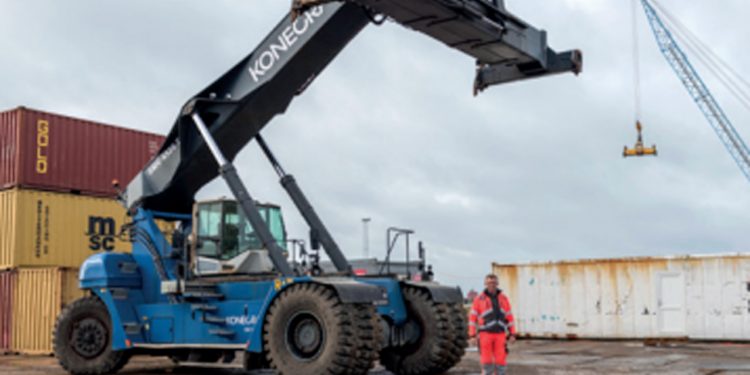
[184,281,219,290]
[183,291,224,300]
[203,315,226,325]
[191,304,219,312]
[111,288,129,300]
[208,329,235,337]
[123,322,142,335]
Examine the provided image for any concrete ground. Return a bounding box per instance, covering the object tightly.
[2,340,750,374]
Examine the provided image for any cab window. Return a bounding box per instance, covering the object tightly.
[197,203,222,258]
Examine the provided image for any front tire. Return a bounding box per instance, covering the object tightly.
[53,296,130,375]
[263,283,381,375]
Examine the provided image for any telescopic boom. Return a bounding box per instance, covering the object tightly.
[126,1,581,213]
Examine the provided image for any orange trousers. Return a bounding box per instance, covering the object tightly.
[479,332,507,366]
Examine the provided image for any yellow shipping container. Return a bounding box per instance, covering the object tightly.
[0,188,136,269]
[12,267,85,354]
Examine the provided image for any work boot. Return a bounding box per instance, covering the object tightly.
[496,365,507,375]
[482,363,496,375]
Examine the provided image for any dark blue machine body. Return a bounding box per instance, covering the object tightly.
[79,209,409,353]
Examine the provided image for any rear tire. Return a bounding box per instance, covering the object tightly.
[263,283,381,374]
[381,287,467,375]
[53,296,130,375]
[439,302,469,372]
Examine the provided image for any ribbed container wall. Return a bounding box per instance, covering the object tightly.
[0,107,163,197]
[0,110,20,189]
[0,189,133,269]
[11,268,84,354]
[493,254,750,341]
[0,270,14,353]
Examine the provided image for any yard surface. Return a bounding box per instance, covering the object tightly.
[2,339,750,374]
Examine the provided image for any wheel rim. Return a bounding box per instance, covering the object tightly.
[71,317,108,359]
[285,311,325,361]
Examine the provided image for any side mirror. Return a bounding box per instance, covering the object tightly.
[418,241,425,261]
[309,229,321,251]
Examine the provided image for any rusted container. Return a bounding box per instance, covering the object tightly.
[0,106,163,197]
[0,189,134,269]
[11,267,84,355]
[0,270,14,353]
[493,253,750,341]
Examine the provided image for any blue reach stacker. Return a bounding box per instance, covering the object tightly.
[51,1,581,374]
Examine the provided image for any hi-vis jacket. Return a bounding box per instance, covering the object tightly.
[469,290,516,336]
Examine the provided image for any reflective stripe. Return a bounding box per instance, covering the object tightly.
[470,310,479,316]
[469,322,478,327]
[480,309,494,318]
[479,319,512,332]
[479,320,499,330]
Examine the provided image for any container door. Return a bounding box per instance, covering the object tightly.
[657,272,686,336]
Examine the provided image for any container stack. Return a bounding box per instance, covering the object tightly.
[0,106,164,355]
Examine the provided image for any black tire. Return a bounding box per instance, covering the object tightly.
[439,302,469,372]
[263,283,381,375]
[53,296,130,375]
[381,287,467,375]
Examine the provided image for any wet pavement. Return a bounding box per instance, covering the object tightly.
[2,339,750,374]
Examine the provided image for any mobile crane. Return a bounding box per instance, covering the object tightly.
[52,1,581,374]
[626,0,750,179]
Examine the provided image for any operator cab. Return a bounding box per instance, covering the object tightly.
[192,199,287,276]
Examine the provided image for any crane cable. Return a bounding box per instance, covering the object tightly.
[651,0,750,94]
[652,0,750,110]
[649,0,750,113]
[632,0,642,124]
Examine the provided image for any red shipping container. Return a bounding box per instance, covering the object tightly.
[0,270,13,353]
[0,107,164,197]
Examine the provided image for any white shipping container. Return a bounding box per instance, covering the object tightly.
[492,254,750,341]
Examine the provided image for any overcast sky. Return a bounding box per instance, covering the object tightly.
[1,0,748,292]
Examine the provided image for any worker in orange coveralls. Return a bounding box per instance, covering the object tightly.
[469,274,516,375]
